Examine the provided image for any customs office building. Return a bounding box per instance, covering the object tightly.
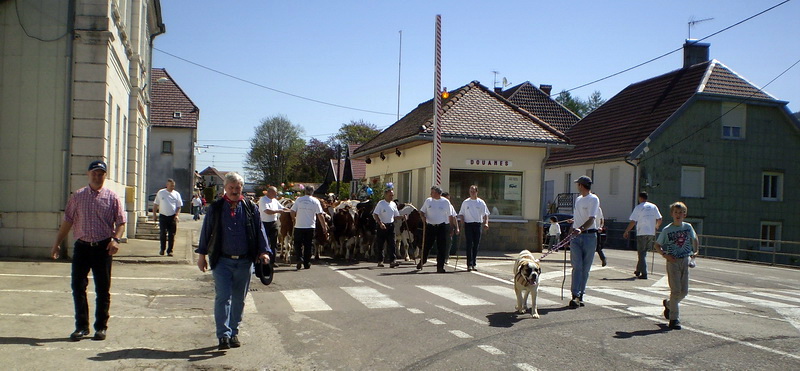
[352,81,575,251]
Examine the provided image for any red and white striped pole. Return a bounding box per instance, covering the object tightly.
[432,14,442,187]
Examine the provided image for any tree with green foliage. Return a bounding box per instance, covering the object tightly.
[331,119,380,147]
[555,90,606,118]
[245,115,305,186]
[291,138,336,183]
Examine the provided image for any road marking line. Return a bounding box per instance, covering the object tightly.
[603,305,800,361]
[333,270,363,283]
[0,289,194,298]
[538,270,568,282]
[651,275,669,288]
[473,285,560,307]
[594,288,664,306]
[0,273,194,281]
[449,330,472,338]
[0,313,211,319]
[417,285,493,306]
[537,286,624,306]
[478,344,505,355]
[407,308,424,314]
[751,291,800,305]
[427,318,445,325]
[434,304,488,326]
[639,287,742,308]
[281,289,332,312]
[515,363,541,371]
[775,308,800,332]
[244,293,257,314]
[706,292,795,309]
[341,286,403,309]
[353,273,394,290]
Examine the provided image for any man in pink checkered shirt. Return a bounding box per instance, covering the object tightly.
[51,160,126,342]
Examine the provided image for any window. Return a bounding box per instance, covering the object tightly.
[107,95,113,168]
[760,222,781,251]
[609,167,619,195]
[162,141,173,154]
[721,102,746,139]
[115,106,121,179]
[762,172,783,201]
[450,170,523,218]
[564,173,572,193]
[681,166,704,198]
[398,171,412,204]
[173,112,182,119]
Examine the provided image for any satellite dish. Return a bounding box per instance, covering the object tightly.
[502,77,511,87]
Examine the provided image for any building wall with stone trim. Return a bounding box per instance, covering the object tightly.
[0,0,162,258]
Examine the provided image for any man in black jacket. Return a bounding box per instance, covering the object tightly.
[196,172,271,350]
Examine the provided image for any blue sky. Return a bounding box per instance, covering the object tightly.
[153,1,800,177]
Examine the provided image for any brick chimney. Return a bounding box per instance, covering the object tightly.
[494,87,503,93]
[683,40,710,68]
[539,84,553,96]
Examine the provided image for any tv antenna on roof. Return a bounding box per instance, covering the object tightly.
[688,17,714,39]
[492,70,500,89]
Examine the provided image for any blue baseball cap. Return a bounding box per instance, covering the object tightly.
[88,160,107,172]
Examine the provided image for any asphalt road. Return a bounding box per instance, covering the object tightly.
[1,218,798,370]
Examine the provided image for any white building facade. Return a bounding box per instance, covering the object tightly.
[0,0,165,258]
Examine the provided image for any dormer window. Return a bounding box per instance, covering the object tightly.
[173,112,182,119]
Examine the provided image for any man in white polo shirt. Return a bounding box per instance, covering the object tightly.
[458,185,490,272]
[290,186,327,270]
[623,192,662,279]
[153,179,183,256]
[259,186,290,266]
[372,188,402,268]
[418,186,459,273]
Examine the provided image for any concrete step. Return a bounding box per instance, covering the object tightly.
[135,234,160,240]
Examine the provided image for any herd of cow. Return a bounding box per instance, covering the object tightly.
[274,198,425,264]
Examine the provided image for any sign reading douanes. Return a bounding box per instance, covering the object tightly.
[466,159,513,167]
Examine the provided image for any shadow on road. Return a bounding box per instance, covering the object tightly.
[613,324,670,339]
[600,277,639,281]
[0,336,69,346]
[486,311,528,328]
[88,346,224,362]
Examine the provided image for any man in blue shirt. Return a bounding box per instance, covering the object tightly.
[196,172,271,350]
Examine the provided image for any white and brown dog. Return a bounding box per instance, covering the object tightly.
[514,250,542,318]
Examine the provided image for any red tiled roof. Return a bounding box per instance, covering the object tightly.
[547,60,778,165]
[151,68,199,128]
[347,144,366,179]
[354,81,569,156]
[499,81,580,133]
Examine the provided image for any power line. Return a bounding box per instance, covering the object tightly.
[564,0,792,94]
[154,47,395,116]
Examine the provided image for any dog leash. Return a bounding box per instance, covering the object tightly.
[539,232,576,260]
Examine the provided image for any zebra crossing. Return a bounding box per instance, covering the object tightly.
[268,280,800,322]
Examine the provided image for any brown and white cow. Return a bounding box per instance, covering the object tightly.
[396,203,423,261]
[331,206,358,259]
[277,198,294,264]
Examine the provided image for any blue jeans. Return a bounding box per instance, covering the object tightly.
[570,232,597,298]
[212,257,253,339]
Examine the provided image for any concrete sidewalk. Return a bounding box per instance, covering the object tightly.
[115,227,196,265]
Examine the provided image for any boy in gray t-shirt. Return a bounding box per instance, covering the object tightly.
[655,201,698,330]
